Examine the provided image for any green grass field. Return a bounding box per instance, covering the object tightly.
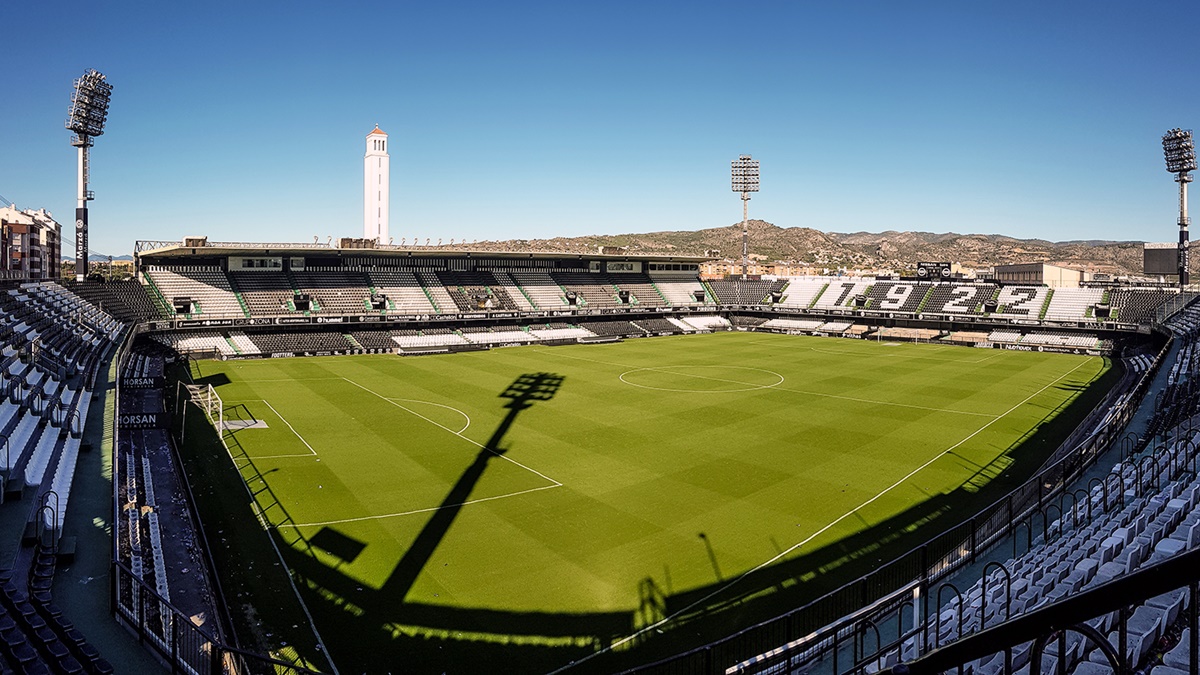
[184,332,1112,673]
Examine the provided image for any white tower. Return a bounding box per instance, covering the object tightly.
[364,125,390,243]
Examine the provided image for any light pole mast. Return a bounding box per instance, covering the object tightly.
[1163,128,1196,287]
[731,154,759,280]
[66,70,113,281]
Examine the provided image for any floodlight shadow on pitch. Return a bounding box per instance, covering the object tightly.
[499,373,564,403]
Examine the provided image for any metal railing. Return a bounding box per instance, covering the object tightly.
[902,547,1200,675]
[113,562,321,675]
[110,325,323,673]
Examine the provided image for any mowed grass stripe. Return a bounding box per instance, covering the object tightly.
[200,332,1108,618]
[217,376,552,527]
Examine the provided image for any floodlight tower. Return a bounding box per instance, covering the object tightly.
[731,154,759,280]
[1163,128,1196,286]
[66,69,113,281]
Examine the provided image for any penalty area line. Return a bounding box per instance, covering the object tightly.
[255,399,318,458]
[277,484,561,528]
[220,398,318,459]
[340,377,563,487]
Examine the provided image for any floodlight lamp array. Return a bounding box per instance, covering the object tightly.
[66,69,113,139]
[731,154,760,193]
[1163,128,1197,174]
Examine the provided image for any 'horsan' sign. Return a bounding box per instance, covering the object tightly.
[119,413,166,429]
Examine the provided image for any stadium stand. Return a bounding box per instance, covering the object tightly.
[292,268,373,314]
[732,316,768,328]
[611,274,666,307]
[61,279,163,323]
[1022,331,1100,348]
[508,269,568,310]
[393,329,471,349]
[144,266,245,317]
[817,320,855,333]
[487,270,537,311]
[226,331,261,355]
[812,280,871,309]
[994,285,1050,319]
[676,315,731,332]
[577,319,645,337]
[414,271,457,313]
[775,278,828,308]
[864,442,1200,675]
[762,318,825,332]
[1044,286,1104,322]
[551,271,621,307]
[459,326,536,346]
[651,277,709,305]
[864,281,930,313]
[229,271,298,316]
[1110,289,1179,324]
[365,268,438,314]
[435,270,521,312]
[248,331,354,354]
[525,323,596,341]
[666,317,698,333]
[922,283,992,315]
[630,317,679,334]
[706,279,786,305]
[988,328,1023,343]
[0,282,125,673]
[349,330,400,350]
[150,330,237,357]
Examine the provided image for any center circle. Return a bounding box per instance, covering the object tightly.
[618,365,785,393]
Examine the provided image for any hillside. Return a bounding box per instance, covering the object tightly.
[462,220,1156,275]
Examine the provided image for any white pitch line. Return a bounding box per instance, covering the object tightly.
[219,399,316,459]
[277,484,562,528]
[261,399,318,457]
[553,357,1095,671]
[384,397,472,435]
[223,376,346,383]
[340,377,562,487]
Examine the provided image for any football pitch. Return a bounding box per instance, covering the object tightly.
[186,331,1111,671]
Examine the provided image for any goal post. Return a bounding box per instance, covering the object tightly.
[180,383,223,441]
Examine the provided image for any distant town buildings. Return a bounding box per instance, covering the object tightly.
[0,205,61,280]
[992,262,1090,288]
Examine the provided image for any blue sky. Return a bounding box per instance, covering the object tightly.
[2,1,1196,256]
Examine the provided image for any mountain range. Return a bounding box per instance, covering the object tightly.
[463,220,1161,276]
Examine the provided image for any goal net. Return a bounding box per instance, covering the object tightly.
[182,383,223,432]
